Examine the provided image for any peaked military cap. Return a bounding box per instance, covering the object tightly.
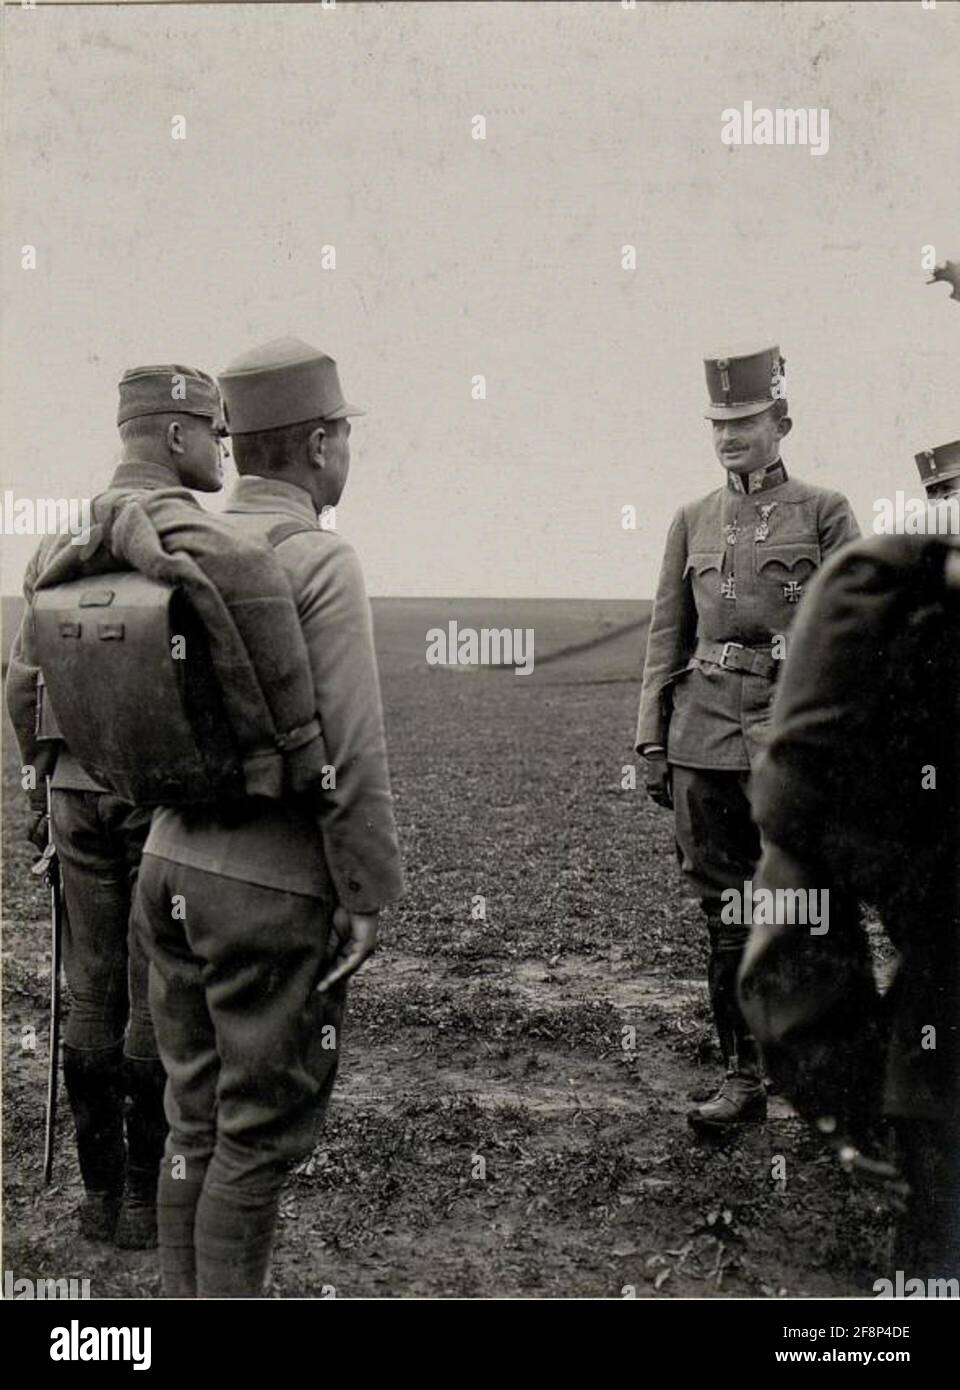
[704,345,787,420]
[219,337,364,435]
[117,365,222,426]
[915,440,960,489]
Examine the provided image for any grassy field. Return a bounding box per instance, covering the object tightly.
[1,597,892,1298]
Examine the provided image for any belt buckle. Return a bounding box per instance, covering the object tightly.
[719,641,744,670]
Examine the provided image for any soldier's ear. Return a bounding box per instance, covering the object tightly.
[777,415,793,440]
[307,425,327,469]
[166,420,185,455]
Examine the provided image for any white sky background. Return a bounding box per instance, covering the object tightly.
[1,0,958,597]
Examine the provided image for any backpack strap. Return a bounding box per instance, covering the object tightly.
[266,520,322,548]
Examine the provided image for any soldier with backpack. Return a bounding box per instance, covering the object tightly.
[133,338,405,1297]
[6,365,226,1248]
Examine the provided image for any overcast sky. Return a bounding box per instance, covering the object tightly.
[2,1,958,597]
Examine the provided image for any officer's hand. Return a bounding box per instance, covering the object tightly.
[27,809,49,853]
[316,906,380,994]
[644,753,673,810]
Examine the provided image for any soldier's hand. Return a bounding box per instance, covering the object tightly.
[316,906,380,994]
[27,808,49,853]
[644,752,673,810]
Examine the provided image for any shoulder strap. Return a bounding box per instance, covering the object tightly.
[266,520,321,548]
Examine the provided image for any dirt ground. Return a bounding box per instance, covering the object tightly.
[1,599,894,1298]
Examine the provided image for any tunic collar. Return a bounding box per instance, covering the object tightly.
[107,457,185,491]
[226,474,321,525]
[726,459,788,496]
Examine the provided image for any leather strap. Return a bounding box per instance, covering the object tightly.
[695,639,778,679]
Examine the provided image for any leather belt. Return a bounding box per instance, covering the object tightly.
[695,640,779,679]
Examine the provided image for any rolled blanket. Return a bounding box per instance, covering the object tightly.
[33,485,329,799]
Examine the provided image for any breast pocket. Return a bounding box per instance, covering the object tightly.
[683,551,724,579]
[755,541,821,605]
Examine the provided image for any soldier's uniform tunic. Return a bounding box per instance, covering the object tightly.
[635,350,859,1094]
[133,341,404,1298]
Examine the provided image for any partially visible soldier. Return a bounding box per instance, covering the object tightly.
[134,338,404,1297]
[635,347,859,1133]
[915,438,960,510]
[5,367,226,1246]
[739,526,959,1280]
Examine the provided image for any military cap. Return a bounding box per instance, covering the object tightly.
[915,440,960,490]
[117,365,222,427]
[218,337,364,435]
[704,345,787,420]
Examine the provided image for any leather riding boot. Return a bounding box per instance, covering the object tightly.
[62,1044,126,1241]
[688,1066,767,1133]
[705,915,738,1063]
[116,1058,168,1249]
[690,920,766,1133]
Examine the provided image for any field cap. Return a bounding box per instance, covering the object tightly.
[118,365,222,427]
[915,440,960,490]
[704,346,786,420]
[219,337,364,434]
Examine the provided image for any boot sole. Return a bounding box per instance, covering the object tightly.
[687,1107,767,1137]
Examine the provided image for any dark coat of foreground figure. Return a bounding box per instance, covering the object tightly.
[740,533,960,1280]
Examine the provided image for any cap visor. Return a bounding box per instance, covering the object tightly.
[325,402,366,420]
[704,401,777,421]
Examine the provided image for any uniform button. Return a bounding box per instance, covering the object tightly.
[348,879,361,893]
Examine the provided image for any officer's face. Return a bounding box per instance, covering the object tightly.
[712,408,783,475]
[179,416,226,493]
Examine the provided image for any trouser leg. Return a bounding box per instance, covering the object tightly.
[53,789,163,1242]
[673,766,763,1068]
[196,876,343,1298]
[673,767,766,1129]
[136,857,342,1297]
[117,848,167,1249]
[52,791,131,1237]
[134,856,217,1295]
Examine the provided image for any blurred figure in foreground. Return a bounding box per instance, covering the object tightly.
[740,530,960,1280]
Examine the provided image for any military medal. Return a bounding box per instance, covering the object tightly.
[721,576,737,600]
[783,580,803,603]
[754,501,779,542]
[724,522,740,546]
